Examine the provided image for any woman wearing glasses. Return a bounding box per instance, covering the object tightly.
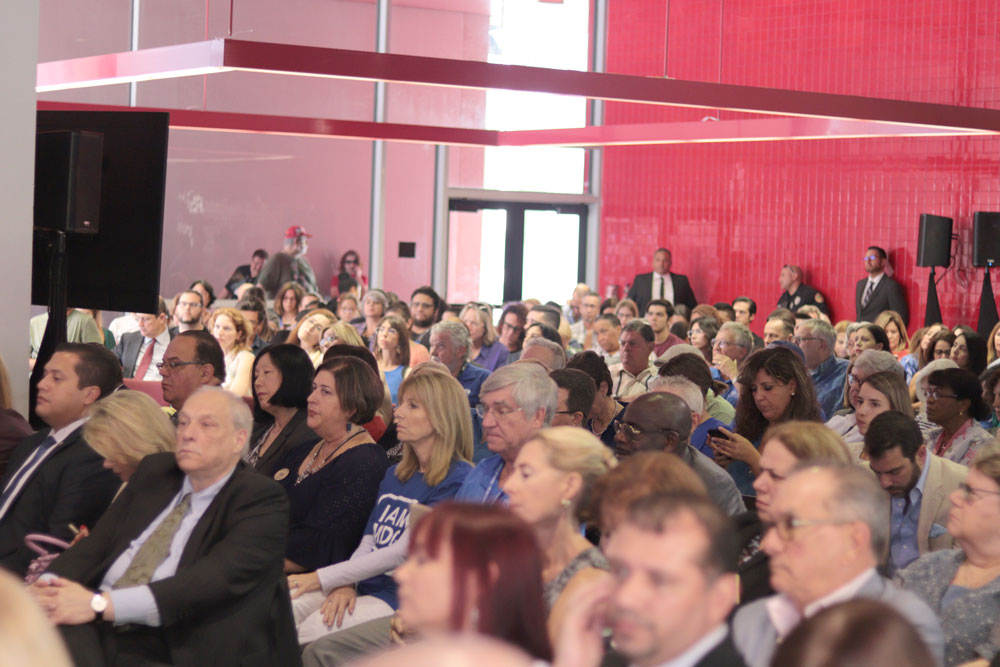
[460,302,509,372]
[288,308,337,368]
[925,368,993,466]
[335,250,368,299]
[372,315,411,406]
[896,443,1000,666]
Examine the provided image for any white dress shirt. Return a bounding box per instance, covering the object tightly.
[136,328,172,381]
[652,271,674,306]
[0,418,87,521]
[765,567,876,639]
[644,624,727,667]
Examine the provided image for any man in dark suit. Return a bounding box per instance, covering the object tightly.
[627,248,698,314]
[856,245,909,325]
[114,297,174,381]
[555,493,746,667]
[34,387,299,667]
[0,343,120,576]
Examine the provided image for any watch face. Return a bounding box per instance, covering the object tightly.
[91,593,108,613]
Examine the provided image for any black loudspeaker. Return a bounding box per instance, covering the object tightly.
[34,130,103,234]
[973,212,1000,267]
[916,214,953,267]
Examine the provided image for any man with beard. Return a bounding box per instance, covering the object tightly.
[864,410,967,575]
[258,225,319,298]
[174,290,206,333]
[408,286,442,348]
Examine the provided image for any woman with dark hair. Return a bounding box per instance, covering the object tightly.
[772,599,937,667]
[688,317,720,363]
[952,328,989,376]
[334,249,367,299]
[567,350,624,449]
[373,315,411,406]
[525,322,563,346]
[875,310,910,359]
[982,366,1000,434]
[987,322,1000,370]
[925,368,994,466]
[929,329,957,362]
[288,367,473,645]
[276,281,307,330]
[246,344,318,477]
[460,302,509,372]
[851,322,891,358]
[274,356,389,576]
[497,303,529,362]
[189,279,216,311]
[709,346,823,495]
[614,298,639,327]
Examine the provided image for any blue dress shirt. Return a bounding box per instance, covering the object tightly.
[811,355,849,421]
[888,458,930,576]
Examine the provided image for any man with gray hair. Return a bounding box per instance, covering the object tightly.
[38,386,298,664]
[456,364,557,504]
[732,464,943,667]
[521,337,567,370]
[794,318,848,419]
[609,320,657,400]
[711,321,754,406]
[258,225,319,297]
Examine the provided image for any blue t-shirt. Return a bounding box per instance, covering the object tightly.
[691,416,732,459]
[384,366,405,406]
[356,460,472,607]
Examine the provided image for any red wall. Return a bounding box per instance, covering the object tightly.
[600,0,1000,333]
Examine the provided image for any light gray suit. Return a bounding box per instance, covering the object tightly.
[732,571,945,667]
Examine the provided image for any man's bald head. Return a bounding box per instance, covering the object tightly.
[616,392,693,457]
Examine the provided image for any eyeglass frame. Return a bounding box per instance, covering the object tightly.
[764,514,853,541]
[925,387,959,401]
[475,402,524,420]
[711,338,745,350]
[156,359,206,373]
[791,336,823,345]
[957,482,1000,502]
[614,420,678,441]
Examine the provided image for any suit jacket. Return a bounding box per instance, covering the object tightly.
[917,453,967,554]
[856,274,909,325]
[249,408,317,478]
[731,571,944,667]
[627,271,698,313]
[114,329,176,379]
[48,453,300,667]
[694,632,748,667]
[0,427,119,575]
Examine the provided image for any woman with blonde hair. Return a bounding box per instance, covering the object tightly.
[876,310,910,360]
[833,320,852,359]
[287,365,473,644]
[987,321,1000,370]
[84,390,175,483]
[853,371,920,460]
[614,298,639,327]
[0,354,31,477]
[208,307,255,396]
[287,308,337,367]
[2,570,73,667]
[372,315,411,406]
[460,302,509,372]
[275,281,306,330]
[321,320,366,350]
[501,426,617,642]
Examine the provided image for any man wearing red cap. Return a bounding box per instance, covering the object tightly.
[258,225,319,298]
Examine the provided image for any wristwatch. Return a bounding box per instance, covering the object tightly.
[90,592,108,620]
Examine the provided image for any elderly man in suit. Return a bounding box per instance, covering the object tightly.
[34,387,299,667]
[114,297,174,381]
[732,464,944,667]
[864,410,967,575]
[554,493,747,667]
[0,343,120,576]
[626,248,697,314]
[856,245,909,325]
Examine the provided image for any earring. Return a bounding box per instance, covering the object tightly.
[560,498,571,509]
[791,391,795,396]
[346,422,353,432]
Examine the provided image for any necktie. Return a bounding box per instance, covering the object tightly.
[0,436,58,513]
[114,493,192,588]
[134,339,155,380]
[658,275,665,300]
[862,280,875,308]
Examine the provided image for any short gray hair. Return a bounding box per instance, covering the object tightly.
[522,338,566,370]
[481,363,558,426]
[719,321,753,350]
[430,320,471,359]
[846,321,869,339]
[796,464,890,560]
[797,318,836,349]
[622,319,655,343]
[853,350,903,379]
[189,386,253,454]
[363,289,389,312]
[648,375,704,415]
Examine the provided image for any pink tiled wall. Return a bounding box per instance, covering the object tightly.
[601,0,1000,332]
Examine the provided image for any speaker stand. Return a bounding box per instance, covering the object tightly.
[28,231,69,428]
[978,263,999,336]
[924,266,943,327]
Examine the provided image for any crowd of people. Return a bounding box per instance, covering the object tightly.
[2,237,1000,667]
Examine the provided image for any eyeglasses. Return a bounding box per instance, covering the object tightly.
[711,338,743,349]
[847,373,861,386]
[957,482,1000,501]
[687,329,702,338]
[555,410,578,416]
[614,421,677,441]
[765,514,850,541]
[475,403,524,419]
[156,359,204,372]
[344,258,358,265]
[792,336,822,345]
[863,254,881,261]
[925,387,959,400]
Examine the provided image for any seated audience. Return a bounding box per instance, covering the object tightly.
[833,319,851,359]
[288,366,472,644]
[223,248,268,296]
[460,302,509,372]
[501,427,614,642]
[852,322,891,358]
[913,358,959,416]
[865,411,967,576]
[657,353,732,457]
[188,279,216,320]
[615,392,745,516]
[275,357,388,576]
[566,351,625,448]
[614,298,639,327]
[952,328,989,376]
[658,348,736,424]
[358,290,389,345]
[0,353,32,477]
[711,321,754,403]
[554,493,746,667]
[520,337,566,370]
[852,369,918,460]
[569,291,601,350]
[793,318,849,420]
[825,349,901,449]
[982,366,1000,433]
[771,599,937,667]
[929,328,958,363]
[29,309,103,365]
[687,316,719,363]
[496,303,528,363]
[710,346,822,496]
[208,307,255,396]
[896,443,1000,667]
[407,286,441,348]
[732,464,944,667]
[550,368,596,428]
[336,293,361,324]
[237,296,271,354]
[925,368,993,465]
[988,322,1000,370]
[288,308,337,368]
[563,283,588,325]
[323,320,366,349]
[37,387,299,665]
[763,314,794,346]
[645,299,684,357]
[0,344,120,575]
[524,321,563,347]
[275,281,306,330]
[875,309,910,360]
[158,330,226,420]
[246,344,317,477]
[83,390,175,485]
[591,313,621,365]
[608,320,657,400]
[385,303,430,367]
[429,320,489,458]
[114,298,172,381]
[456,364,556,503]
[373,315,411,406]
[1,568,74,667]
